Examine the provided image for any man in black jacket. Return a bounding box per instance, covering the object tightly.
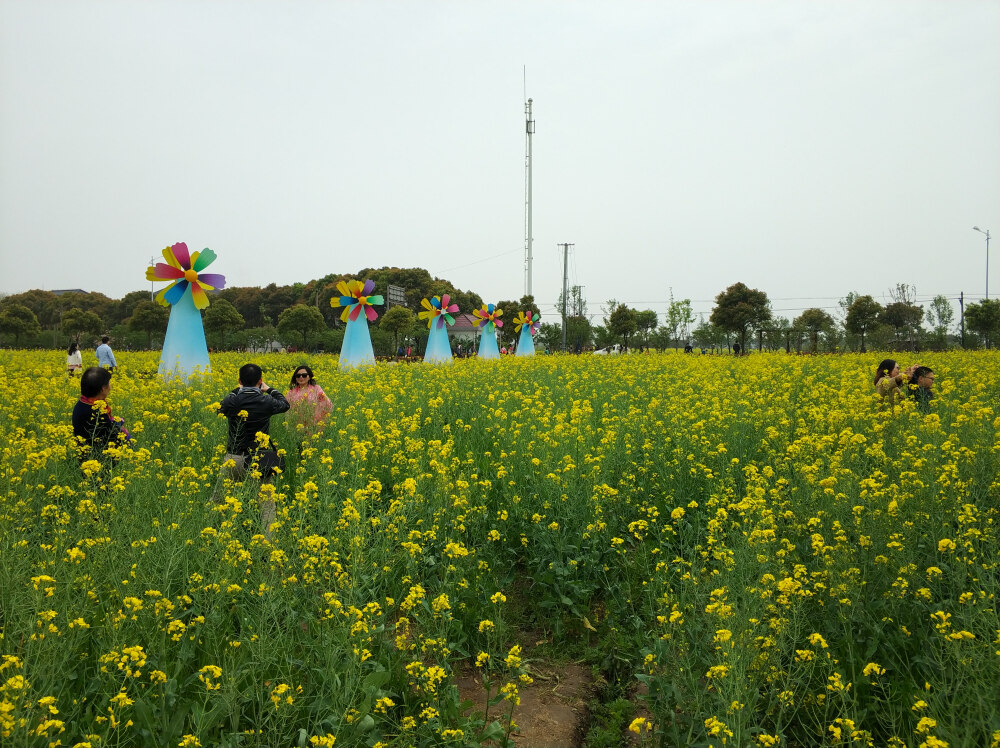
[213,363,290,536]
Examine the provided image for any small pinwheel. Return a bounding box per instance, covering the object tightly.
[472,303,503,332]
[513,310,540,335]
[146,242,226,310]
[331,279,384,322]
[419,294,459,329]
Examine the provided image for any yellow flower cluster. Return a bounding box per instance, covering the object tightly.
[0,349,997,746]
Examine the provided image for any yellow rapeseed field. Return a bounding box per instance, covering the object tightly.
[0,349,997,747]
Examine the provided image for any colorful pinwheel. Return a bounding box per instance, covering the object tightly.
[513,310,540,335]
[472,303,503,332]
[419,294,459,329]
[146,242,226,310]
[331,279,384,322]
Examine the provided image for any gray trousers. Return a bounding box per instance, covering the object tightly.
[211,453,277,537]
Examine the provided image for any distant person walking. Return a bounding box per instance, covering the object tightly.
[67,341,83,377]
[96,336,117,371]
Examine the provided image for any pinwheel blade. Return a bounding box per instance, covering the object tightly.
[364,305,378,322]
[421,298,434,311]
[162,280,188,306]
[147,263,185,282]
[367,295,384,306]
[190,283,210,310]
[171,242,191,270]
[440,294,450,309]
[161,246,182,270]
[192,248,218,272]
[340,306,351,323]
[195,273,226,290]
[348,304,363,322]
[362,279,375,296]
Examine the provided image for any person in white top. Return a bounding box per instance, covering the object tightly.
[67,341,83,377]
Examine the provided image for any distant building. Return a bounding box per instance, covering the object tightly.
[448,313,480,346]
[51,289,87,296]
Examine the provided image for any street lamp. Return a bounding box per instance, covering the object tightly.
[973,226,991,299]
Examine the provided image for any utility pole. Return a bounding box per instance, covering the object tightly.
[524,97,535,297]
[559,243,573,351]
[959,291,965,348]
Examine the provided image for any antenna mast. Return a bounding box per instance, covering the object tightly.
[524,95,535,297]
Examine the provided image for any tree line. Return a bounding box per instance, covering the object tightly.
[570,282,996,353]
[1,270,997,353]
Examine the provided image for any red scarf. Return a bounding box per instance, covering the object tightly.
[80,395,113,420]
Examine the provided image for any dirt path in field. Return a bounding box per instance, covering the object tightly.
[455,661,594,747]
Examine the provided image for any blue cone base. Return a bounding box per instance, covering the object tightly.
[516,325,535,356]
[424,323,453,363]
[340,315,376,369]
[478,326,500,359]
[159,293,211,382]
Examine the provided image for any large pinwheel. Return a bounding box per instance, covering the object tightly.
[420,294,459,364]
[145,241,224,381]
[146,242,226,310]
[472,303,503,332]
[331,279,384,323]
[473,303,503,359]
[513,310,540,335]
[331,279,381,369]
[513,310,539,357]
[419,294,459,329]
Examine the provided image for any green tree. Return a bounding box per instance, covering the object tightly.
[61,307,104,342]
[925,295,954,348]
[0,304,41,345]
[691,318,727,351]
[127,301,169,348]
[555,287,590,351]
[794,308,836,353]
[203,299,246,350]
[609,305,638,349]
[844,295,883,353]
[536,322,563,352]
[880,301,923,348]
[118,291,154,324]
[965,299,1000,348]
[564,316,593,352]
[635,309,658,348]
[2,290,60,328]
[277,304,327,350]
[665,292,695,349]
[380,306,415,354]
[764,316,793,352]
[709,282,772,352]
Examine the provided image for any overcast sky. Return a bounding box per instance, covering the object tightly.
[2,0,998,323]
